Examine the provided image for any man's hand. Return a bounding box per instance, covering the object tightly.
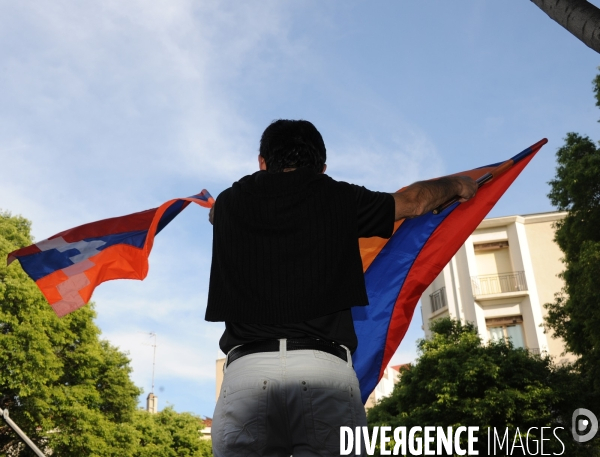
[209,205,214,225]
[455,175,478,202]
[391,175,478,221]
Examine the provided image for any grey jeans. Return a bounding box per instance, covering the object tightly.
[212,340,367,457]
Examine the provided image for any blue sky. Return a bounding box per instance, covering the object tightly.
[1,1,599,418]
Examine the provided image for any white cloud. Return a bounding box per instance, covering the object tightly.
[103,323,224,388]
[328,126,446,191]
[0,0,319,237]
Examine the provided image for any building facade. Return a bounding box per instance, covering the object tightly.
[146,392,158,414]
[420,211,574,365]
[364,364,407,409]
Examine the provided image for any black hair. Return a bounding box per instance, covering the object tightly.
[259,119,326,173]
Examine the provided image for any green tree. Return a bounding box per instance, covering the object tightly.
[545,70,600,412]
[1,211,215,456]
[367,319,589,456]
[132,407,212,457]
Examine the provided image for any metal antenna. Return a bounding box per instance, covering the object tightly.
[149,332,157,394]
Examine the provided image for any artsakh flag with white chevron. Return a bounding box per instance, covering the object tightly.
[7,191,214,317]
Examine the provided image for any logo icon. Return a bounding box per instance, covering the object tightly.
[572,408,598,443]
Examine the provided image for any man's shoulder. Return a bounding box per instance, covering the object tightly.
[215,172,260,200]
[216,170,379,202]
[324,177,383,198]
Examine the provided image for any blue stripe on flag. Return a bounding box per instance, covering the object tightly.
[353,202,457,402]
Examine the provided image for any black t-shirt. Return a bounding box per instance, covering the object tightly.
[219,182,394,354]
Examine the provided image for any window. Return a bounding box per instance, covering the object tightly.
[429,286,447,313]
[486,316,525,349]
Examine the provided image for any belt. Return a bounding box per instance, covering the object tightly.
[226,338,349,367]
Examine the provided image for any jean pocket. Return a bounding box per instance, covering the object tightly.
[221,379,269,453]
[300,378,360,455]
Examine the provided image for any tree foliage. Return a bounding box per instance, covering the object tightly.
[367,319,591,456]
[0,212,211,457]
[132,407,212,457]
[545,71,600,412]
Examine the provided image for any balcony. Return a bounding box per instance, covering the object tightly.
[430,286,447,314]
[471,271,528,299]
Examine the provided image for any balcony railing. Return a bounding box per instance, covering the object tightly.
[471,271,527,296]
[430,286,447,313]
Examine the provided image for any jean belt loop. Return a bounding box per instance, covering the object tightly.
[224,345,241,373]
[279,338,287,358]
[341,344,353,367]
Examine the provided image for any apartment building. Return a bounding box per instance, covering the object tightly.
[364,364,408,409]
[420,211,574,365]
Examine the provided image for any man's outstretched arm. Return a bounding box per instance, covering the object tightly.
[391,176,477,221]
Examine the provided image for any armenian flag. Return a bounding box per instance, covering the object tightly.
[352,139,547,402]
